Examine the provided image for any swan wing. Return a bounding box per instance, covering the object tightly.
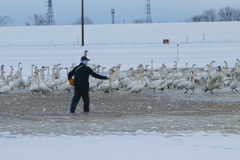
[207,74,221,86]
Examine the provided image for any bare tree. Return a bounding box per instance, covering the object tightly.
[202,9,218,22]
[73,17,93,25]
[188,15,203,22]
[133,18,146,23]
[0,16,13,26]
[218,6,240,21]
[25,14,47,26]
[187,6,240,22]
[233,8,240,21]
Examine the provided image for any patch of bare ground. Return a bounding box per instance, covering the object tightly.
[0,86,240,136]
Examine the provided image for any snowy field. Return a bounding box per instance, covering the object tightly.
[1,133,240,160]
[1,22,240,160]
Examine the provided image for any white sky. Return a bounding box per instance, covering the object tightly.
[1,0,240,26]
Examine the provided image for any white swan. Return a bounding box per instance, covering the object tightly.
[229,68,238,92]
[45,67,56,90]
[204,66,230,94]
[54,66,63,89]
[151,68,161,80]
[45,66,53,82]
[126,74,144,91]
[89,77,98,92]
[14,62,21,80]
[198,68,208,82]
[97,69,114,93]
[28,64,35,80]
[166,68,177,89]
[0,73,11,94]
[0,68,4,88]
[222,67,231,87]
[29,71,39,93]
[173,68,188,88]
[224,61,231,77]
[112,65,121,90]
[236,59,240,79]
[54,63,61,79]
[93,67,106,86]
[60,67,73,91]
[37,70,52,94]
[129,75,147,93]
[119,77,131,88]
[7,75,14,91]
[5,66,13,83]
[147,60,155,77]
[177,70,192,89]
[185,71,196,93]
[16,67,25,89]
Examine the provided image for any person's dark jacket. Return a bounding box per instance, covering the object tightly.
[68,63,107,91]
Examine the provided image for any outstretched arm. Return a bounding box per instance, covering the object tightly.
[88,67,108,79]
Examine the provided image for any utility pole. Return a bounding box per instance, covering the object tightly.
[146,0,152,23]
[46,0,55,25]
[81,0,84,46]
[111,8,115,24]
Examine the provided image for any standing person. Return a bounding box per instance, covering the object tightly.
[68,56,108,113]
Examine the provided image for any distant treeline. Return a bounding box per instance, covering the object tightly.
[187,6,240,22]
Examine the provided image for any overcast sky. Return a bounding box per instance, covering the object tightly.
[1,0,240,26]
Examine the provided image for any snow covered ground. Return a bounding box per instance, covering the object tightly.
[1,132,240,160]
[1,42,240,80]
[1,22,240,160]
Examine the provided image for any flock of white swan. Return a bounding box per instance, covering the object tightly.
[0,59,240,94]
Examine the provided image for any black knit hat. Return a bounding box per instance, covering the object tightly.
[81,56,90,61]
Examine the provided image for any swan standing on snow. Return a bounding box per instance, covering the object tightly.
[173,68,188,88]
[7,75,14,91]
[37,70,52,94]
[204,66,231,94]
[185,71,196,93]
[126,73,144,91]
[148,64,165,91]
[54,66,63,89]
[112,65,121,90]
[0,70,11,93]
[29,71,39,93]
[224,61,231,77]
[177,69,192,89]
[60,67,74,92]
[97,69,114,93]
[129,75,147,93]
[45,67,56,90]
[17,68,25,89]
[14,62,21,80]
[0,68,4,88]
[229,68,238,92]
[166,68,177,89]
[28,64,35,80]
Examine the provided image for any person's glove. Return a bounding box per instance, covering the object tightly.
[103,76,108,79]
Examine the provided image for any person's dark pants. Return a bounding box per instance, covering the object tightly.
[70,90,89,112]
